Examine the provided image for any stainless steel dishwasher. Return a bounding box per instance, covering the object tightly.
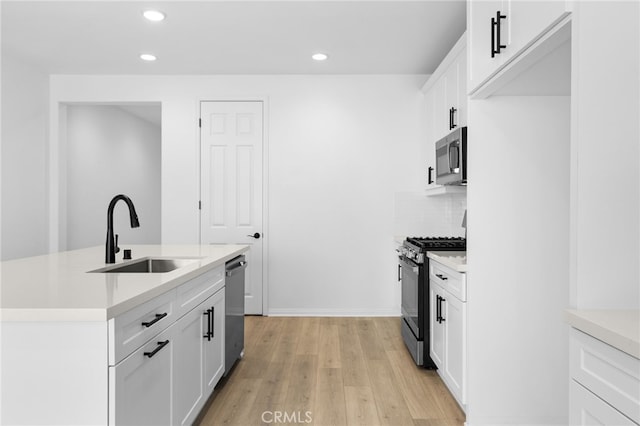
[224,255,246,375]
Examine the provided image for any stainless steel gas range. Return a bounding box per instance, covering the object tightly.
[398,236,466,368]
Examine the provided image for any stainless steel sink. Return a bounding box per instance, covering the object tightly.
[90,257,200,273]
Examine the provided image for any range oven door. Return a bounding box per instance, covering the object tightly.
[399,256,422,340]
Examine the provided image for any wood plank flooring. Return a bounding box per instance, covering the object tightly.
[197,317,465,426]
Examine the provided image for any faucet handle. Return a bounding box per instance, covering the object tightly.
[115,234,120,254]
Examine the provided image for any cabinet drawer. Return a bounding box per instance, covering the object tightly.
[109,290,176,365]
[570,328,640,424]
[430,261,466,302]
[570,380,637,426]
[109,325,174,426]
[176,265,224,319]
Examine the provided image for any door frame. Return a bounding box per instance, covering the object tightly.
[198,97,269,316]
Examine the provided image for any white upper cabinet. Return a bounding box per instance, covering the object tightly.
[468,0,569,95]
[422,33,467,189]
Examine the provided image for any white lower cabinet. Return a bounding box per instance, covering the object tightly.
[569,328,640,425]
[571,380,637,426]
[204,288,226,394]
[173,288,225,426]
[108,265,227,426]
[430,283,445,369]
[430,260,467,411]
[443,292,465,402]
[109,327,174,426]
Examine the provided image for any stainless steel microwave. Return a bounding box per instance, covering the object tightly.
[435,127,467,185]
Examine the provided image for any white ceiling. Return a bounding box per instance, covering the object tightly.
[1,1,466,75]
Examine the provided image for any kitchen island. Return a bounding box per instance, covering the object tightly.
[1,244,249,425]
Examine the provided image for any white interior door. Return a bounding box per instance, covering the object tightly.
[200,101,264,315]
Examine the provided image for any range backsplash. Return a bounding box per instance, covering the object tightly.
[394,192,466,238]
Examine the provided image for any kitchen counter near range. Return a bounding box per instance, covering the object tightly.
[0,244,248,322]
[565,309,640,359]
[427,250,467,272]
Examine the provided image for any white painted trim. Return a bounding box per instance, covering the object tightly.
[267,308,400,317]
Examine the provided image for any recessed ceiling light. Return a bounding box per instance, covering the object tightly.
[140,53,157,62]
[143,10,166,22]
[312,53,328,61]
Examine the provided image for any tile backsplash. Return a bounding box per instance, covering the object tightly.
[394,191,467,238]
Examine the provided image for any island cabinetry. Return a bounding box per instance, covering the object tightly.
[108,264,226,426]
[569,328,639,425]
[468,0,569,95]
[429,260,467,411]
[173,287,225,426]
[108,288,176,365]
[109,326,175,425]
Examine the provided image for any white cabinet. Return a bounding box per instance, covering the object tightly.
[109,327,174,426]
[204,288,226,394]
[107,264,226,426]
[569,328,640,425]
[429,260,467,410]
[422,33,467,188]
[468,0,569,95]
[571,381,637,426]
[430,283,445,368]
[173,287,225,426]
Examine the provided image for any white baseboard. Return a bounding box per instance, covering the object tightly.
[266,308,401,317]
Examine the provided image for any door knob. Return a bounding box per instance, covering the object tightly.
[247,233,261,239]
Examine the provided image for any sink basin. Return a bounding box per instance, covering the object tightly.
[90,257,201,273]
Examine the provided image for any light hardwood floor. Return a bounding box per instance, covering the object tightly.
[197,316,465,426]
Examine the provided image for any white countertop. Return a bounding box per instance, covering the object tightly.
[0,244,248,322]
[427,251,467,272]
[565,309,640,359]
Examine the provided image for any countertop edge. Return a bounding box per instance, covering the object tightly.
[565,309,640,359]
[1,245,249,322]
[426,251,467,273]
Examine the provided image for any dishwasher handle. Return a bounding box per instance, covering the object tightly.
[226,261,247,277]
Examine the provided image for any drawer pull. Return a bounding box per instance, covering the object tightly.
[144,340,169,358]
[436,273,448,280]
[141,312,167,328]
[203,308,213,341]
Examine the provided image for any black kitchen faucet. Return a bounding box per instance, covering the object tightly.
[105,194,140,263]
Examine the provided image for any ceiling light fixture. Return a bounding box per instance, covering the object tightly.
[312,53,328,61]
[140,53,157,62]
[143,10,166,22]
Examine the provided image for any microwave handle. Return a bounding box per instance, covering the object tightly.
[449,141,460,172]
[428,166,434,184]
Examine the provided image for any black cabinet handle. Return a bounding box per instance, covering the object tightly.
[436,273,448,280]
[428,166,434,184]
[203,309,212,341]
[436,295,441,323]
[397,264,402,281]
[451,107,457,130]
[144,340,169,358]
[491,10,507,57]
[141,312,167,328]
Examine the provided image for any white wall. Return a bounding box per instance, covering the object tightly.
[1,54,49,260]
[63,105,161,251]
[49,75,426,315]
[467,96,570,425]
